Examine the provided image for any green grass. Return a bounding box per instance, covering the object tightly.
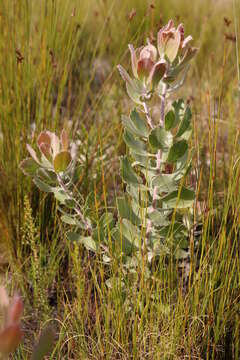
[0,0,240,358]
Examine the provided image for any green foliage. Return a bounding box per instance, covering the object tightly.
[115,20,198,275]
[2,0,240,358]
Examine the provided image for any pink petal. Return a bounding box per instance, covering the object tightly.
[177,23,185,41]
[182,35,193,48]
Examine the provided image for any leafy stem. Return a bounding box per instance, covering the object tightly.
[57,174,92,233]
[160,83,168,125]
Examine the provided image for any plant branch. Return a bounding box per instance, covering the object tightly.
[57,174,92,233]
[160,83,167,125]
[143,102,154,129]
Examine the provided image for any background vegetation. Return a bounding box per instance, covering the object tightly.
[0,0,239,358]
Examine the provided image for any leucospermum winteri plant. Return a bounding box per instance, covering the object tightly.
[20,130,73,183]
[115,20,198,263]
[20,127,116,252]
[20,130,92,237]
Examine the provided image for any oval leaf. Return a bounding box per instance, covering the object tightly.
[53,151,72,173]
[121,156,142,186]
[149,126,173,151]
[162,187,195,209]
[165,110,176,130]
[67,232,97,252]
[19,158,40,177]
[123,130,149,156]
[130,109,149,137]
[176,106,192,137]
[167,140,188,164]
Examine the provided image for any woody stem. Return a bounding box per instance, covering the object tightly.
[143,102,154,129]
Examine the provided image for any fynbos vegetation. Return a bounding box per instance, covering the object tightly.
[1,1,240,358]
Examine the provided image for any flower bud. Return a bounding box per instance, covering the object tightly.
[139,42,157,62]
[157,20,181,62]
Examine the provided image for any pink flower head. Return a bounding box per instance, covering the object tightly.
[128,40,167,89]
[157,19,181,62]
[28,129,72,173]
[157,20,196,64]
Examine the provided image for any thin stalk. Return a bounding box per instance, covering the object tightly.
[143,102,154,129]
[160,83,167,125]
[154,83,168,205]
[143,83,168,234]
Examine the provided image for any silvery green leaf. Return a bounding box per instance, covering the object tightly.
[111,226,137,255]
[164,110,176,130]
[131,152,152,168]
[167,140,188,164]
[141,168,158,183]
[61,215,77,225]
[123,130,149,156]
[121,115,142,138]
[19,158,40,177]
[161,187,195,209]
[61,215,85,229]
[120,219,141,249]
[121,156,142,186]
[53,188,70,203]
[147,208,170,226]
[117,65,143,104]
[151,239,170,256]
[176,106,192,138]
[158,222,187,237]
[33,178,54,193]
[40,154,53,169]
[152,174,178,192]
[37,168,57,184]
[126,83,142,104]
[126,184,139,203]
[149,126,173,151]
[67,232,97,252]
[130,109,149,137]
[117,196,141,226]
